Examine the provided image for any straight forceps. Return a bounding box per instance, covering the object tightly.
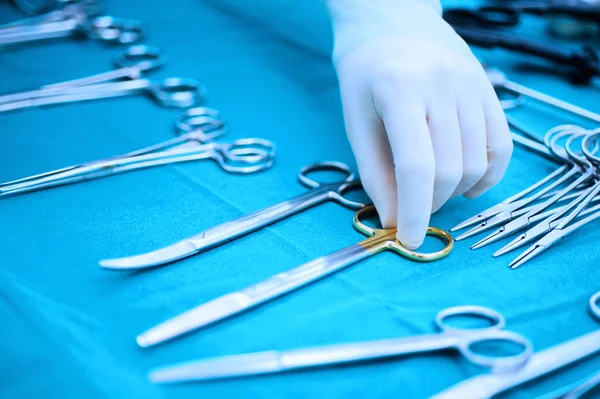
[0,107,274,196]
[506,130,600,268]
[452,125,591,237]
[467,127,598,249]
[431,291,600,399]
[136,205,453,348]
[99,161,366,270]
[0,107,224,190]
[0,45,166,104]
[0,76,204,112]
[148,304,527,384]
[486,67,600,125]
[0,1,144,46]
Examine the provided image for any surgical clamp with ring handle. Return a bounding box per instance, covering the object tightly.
[0,107,273,197]
[453,125,600,268]
[0,1,143,46]
[486,66,600,125]
[148,303,527,384]
[0,107,225,190]
[135,205,453,348]
[505,129,600,268]
[3,1,102,28]
[0,76,204,113]
[431,291,600,399]
[0,107,224,189]
[466,126,598,250]
[452,125,594,237]
[99,161,366,270]
[0,45,166,104]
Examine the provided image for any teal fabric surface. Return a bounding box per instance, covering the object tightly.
[1,0,600,398]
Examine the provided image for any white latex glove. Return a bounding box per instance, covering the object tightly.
[325,0,513,249]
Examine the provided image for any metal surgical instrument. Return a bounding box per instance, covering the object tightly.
[99,161,366,271]
[0,107,224,189]
[0,108,274,196]
[537,369,600,399]
[431,291,600,399]
[0,45,166,104]
[148,304,527,383]
[507,130,600,268]
[454,125,593,237]
[12,0,73,16]
[452,125,589,235]
[467,127,598,249]
[0,76,204,113]
[0,1,143,46]
[486,67,600,124]
[136,205,453,348]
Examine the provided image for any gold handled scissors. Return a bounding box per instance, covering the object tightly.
[136,205,453,348]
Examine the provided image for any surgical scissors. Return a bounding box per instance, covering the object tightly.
[0,1,143,46]
[0,45,166,104]
[431,291,600,399]
[148,304,527,383]
[0,108,274,196]
[136,205,453,348]
[99,161,366,271]
[0,76,204,112]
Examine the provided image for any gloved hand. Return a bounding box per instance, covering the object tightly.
[325,0,513,249]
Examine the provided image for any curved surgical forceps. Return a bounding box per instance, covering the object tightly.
[149,303,528,384]
[99,161,366,270]
[137,205,453,348]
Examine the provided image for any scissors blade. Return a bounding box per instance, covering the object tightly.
[136,292,255,347]
[430,329,600,399]
[136,244,369,346]
[100,241,199,270]
[149,351,283,384]
[148,332,455,384]
[99,188,331,270]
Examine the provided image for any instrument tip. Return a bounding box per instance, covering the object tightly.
[509,245,540,270]
[136,334,152,348]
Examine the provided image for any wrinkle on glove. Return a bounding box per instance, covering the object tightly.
[324,0,513,249]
